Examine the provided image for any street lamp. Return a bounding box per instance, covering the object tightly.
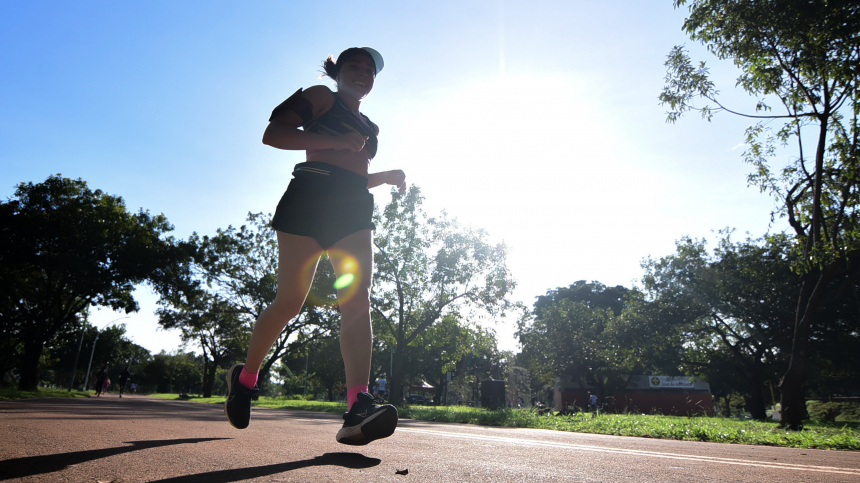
[68,326,87,391]
[82,316,129,391]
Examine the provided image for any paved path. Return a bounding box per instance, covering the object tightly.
[1,395,858,482]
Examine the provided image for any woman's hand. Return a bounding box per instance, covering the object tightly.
[330,131,369,152]
[368,170,406,192]
[387,170,406,193]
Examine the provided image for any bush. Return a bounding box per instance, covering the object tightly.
[807,400,860,423]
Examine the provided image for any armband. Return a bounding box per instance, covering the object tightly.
[269,88,313,125]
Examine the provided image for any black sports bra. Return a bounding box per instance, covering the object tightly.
[304,93,378,158]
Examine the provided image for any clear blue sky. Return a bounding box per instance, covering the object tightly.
[1,1,785,353]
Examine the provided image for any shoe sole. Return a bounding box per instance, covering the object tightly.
[336,405,398,445]
[224,363,248,429]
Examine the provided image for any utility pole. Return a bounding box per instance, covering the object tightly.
[303,351,309,396]
[68,327,85,391]
[82,316,129,390]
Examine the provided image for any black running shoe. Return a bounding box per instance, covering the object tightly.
[224,363,259,429]
[336,392,398,445]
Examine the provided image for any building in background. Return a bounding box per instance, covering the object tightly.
[554,375,714,416]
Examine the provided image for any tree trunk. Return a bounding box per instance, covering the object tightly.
[779,270,825,430]
[18,338,45,391]
[202,359,217,398]
[747,369,767,421]
[389,347,407,406]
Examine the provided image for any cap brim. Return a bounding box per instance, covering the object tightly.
[360,47,384,74]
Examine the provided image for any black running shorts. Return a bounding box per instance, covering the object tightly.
[271,162,375,249]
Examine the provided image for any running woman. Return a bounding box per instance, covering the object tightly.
[224,47,404,446]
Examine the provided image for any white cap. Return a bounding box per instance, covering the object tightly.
[359,47,384,74]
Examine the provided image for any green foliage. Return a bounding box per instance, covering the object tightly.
[372,186,516,405]
[662,0,860,430]
[518,281,646,397]
[639,232,800,419]
[159,212,341,395]
[807,400,860,423]
[0,387,91,400]
[157,291,248,397]
[137,351,203,394]
[0,174,196,391]
[278,332,344,400]
[395,315,507,405]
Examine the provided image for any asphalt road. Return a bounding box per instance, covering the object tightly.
[1,395,858,482]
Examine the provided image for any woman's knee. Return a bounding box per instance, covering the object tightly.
[339,284,371,315]
[265,293,305,320]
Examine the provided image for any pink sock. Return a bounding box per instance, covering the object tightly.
[238,367,258,389]
[347,385,369,410]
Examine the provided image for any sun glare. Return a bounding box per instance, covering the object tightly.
[385,73,663,301]
[392,74,653,232]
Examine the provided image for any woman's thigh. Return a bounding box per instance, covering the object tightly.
[273,231,325,307]
[327,229,373,305]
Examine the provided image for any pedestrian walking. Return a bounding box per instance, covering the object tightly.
[589,392,599,417]
[94,365,108,397]
[118,366,131,398]
[374,375,388,399]
[224,47,404,446]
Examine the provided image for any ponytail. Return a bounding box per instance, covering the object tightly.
[321,54,339,80]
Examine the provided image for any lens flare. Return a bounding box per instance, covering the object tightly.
[334,273,355,290]
[314,249,364,305]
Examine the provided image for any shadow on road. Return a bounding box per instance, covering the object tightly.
[0,437,229,480]
[148,452,382,483]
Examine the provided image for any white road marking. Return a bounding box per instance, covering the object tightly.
[293,417,859,476]
[396,427,860,476]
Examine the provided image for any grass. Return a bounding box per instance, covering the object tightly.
[5,389,857,451]
[0,387,93,400]
[147,394,860,451]
[153,393,350,414]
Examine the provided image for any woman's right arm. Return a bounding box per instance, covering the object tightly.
[262,86,368,152]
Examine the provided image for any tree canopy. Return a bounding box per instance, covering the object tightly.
[371,186,515,404]
[518,281,650,401]
[158,212,340,394]
[662,0,860,429]
[0,175,196,390]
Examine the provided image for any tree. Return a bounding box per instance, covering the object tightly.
[0,175,196,390]
[157,292,248,397]
[139,351,203,394]
[159,213,340,392]
[640,233,798,419]
[517,281,646,404]
[309,334,345,401]
[661,0,860,429]
[405,315,503,405]
[371,187,516,405]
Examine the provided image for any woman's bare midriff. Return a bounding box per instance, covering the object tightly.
[306,148,371,177]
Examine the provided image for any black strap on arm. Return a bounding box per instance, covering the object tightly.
[269,88,314,125]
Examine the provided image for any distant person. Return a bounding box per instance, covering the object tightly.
[589,393,599,416]
[224,46,403,446]
[94,365,108,397]
[118,366,131,398]
[101,375,111,395]
[130,382,138,394]
[374,376,388,398]
[457,393,463,405]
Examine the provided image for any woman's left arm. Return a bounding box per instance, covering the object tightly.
[368,170,406,193]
